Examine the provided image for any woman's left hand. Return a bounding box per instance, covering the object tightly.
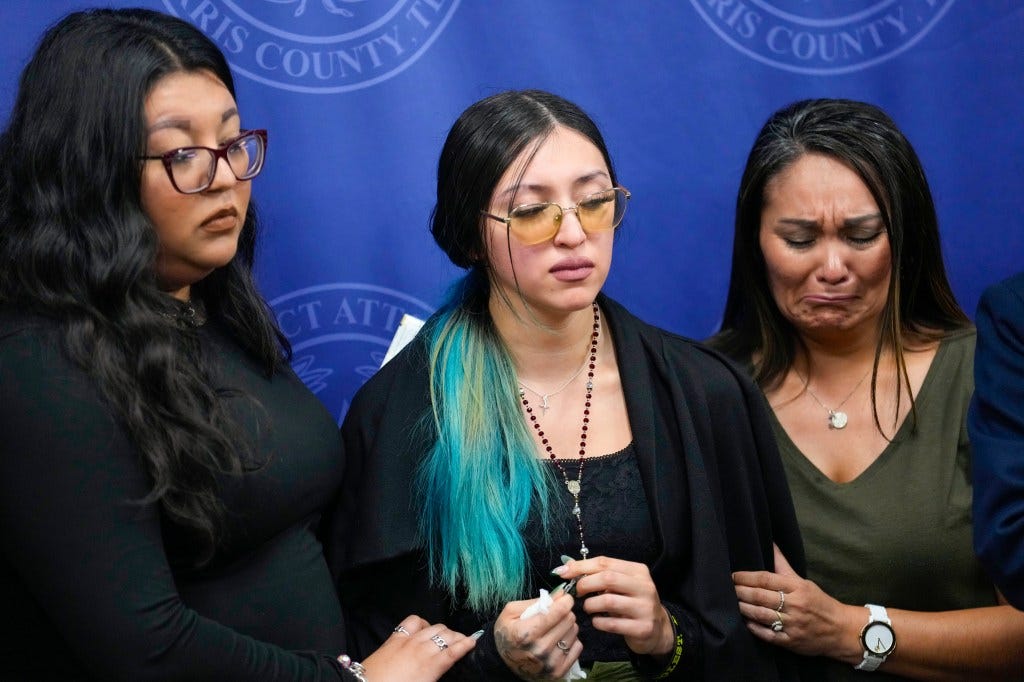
[732,544,861,661]
[554,556,674,657]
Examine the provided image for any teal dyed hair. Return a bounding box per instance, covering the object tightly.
[415,271,554,613]
[419,91,616,612]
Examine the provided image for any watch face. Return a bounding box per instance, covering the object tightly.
[862,622,896,655]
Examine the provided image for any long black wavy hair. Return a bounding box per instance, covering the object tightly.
[710,98,969,433]
[0,8,290,563]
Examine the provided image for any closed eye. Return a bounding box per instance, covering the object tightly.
[847,231,884,246]
[510,203,553,219]
[168,148,201,165]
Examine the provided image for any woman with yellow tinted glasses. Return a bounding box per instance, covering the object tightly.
[482,186,630,245]
[331,90,809,681]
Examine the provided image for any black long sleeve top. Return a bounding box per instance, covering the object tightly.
[0,312,349,680]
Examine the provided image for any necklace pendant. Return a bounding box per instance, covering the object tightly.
[572,504,581,516]
[566,479,581,495]
[539,395,550,414]
[829,410,848,429]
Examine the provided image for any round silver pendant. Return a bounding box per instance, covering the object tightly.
[829,410,848,429]
[566,480,581,495]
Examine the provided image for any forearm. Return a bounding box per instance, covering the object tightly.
[846,604,1024,680]
[629,601,701,681]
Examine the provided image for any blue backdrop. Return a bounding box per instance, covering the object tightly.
[2,1,1021,424]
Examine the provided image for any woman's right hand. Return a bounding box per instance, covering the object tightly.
[359,615,475,682]
[493,593,582,680]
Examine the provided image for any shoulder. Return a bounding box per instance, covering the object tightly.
[977,271,1024,324]
[982,271,1024,303]
[600,295,758,397]
[935,326,976,370]
[0,309,71,376]
[344,333,429,432]
[0,310,122,452]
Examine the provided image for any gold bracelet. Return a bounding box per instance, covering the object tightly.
[653,614,684,680]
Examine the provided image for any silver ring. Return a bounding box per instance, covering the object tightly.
[556,640,570,654]
[430,634,448,650]
[393,625,411,636]
[771,619,784,633]
[776,590,786,612]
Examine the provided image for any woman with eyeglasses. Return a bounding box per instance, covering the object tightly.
[329,90,809,681]
[0,8,473,680]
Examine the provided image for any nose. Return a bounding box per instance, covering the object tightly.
[816,243,849,284]
[206,155,238,191]
[552,205,586,248]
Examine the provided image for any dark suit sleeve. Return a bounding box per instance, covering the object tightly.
[0,329,344,681]
[970,277,1024,607]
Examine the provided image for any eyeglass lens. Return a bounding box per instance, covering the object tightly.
[170,133,264,193]
[508,188,627,245]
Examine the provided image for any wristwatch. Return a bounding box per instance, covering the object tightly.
[854,604,896,671]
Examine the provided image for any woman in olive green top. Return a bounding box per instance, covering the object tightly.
[712,98,1024,680]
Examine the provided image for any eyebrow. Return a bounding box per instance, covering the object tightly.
[147,107,240,135]
[496,170,611,200]
[776,212,883,229]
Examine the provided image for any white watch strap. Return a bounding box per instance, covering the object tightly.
[854,604,892,672]
[866,604,890,624]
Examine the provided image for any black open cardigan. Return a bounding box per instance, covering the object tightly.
[328,295,811,680]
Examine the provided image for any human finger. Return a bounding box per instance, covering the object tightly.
[732,569,780,590]
[392,614,429,637]
[773,544,798,577]
[530,617,582,681]
[734,583,793,616]
[552,554,647,581]
[574,564,652,599]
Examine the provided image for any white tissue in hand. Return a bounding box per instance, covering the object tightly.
[519,589,587,680]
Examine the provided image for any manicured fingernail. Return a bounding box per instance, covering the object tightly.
[560,554,574,564]
[551,565,568,576]
[551,582,567,595]
[471,629,484,640]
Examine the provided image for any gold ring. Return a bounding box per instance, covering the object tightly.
[771,609,785,633]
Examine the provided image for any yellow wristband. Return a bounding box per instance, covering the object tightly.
[653,614,684,680]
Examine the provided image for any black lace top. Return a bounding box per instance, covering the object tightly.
[523,442,659,664]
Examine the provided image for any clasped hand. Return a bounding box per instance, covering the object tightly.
[495,555,674,680]
[732,544,861,661]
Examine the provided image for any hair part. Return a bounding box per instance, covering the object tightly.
[0,8,289,563]
[418,90,614,609]
[710,98,969,435]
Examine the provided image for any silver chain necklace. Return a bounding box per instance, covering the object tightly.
[518,341,591,415]
[796,368,870,430]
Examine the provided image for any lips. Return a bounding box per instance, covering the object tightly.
[201,206,239,232]
[804,294,856,304]
[550,257,595,282]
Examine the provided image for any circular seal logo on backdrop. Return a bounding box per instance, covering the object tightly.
[270,283,434,424]
[689,0,956,75]
[162,0,461,93]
